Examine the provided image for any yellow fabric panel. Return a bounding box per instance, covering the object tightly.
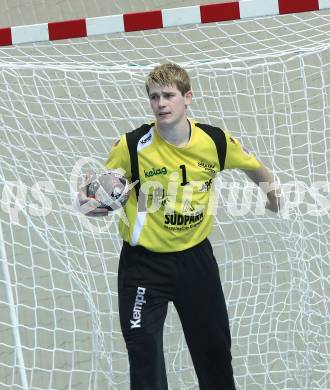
[104,135,132,178]
[223,131,261,170]
[102,120,261,252]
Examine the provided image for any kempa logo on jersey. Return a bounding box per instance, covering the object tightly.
[198,160,216,173]
[139,133,152,145]
[164,210,204,226]
[130,287,146,329]
[144,167,167,177]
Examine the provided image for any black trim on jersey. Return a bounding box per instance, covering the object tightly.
[195,123,227,171]
[125,123,154,206]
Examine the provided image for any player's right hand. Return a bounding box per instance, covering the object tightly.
[77,173,109,217]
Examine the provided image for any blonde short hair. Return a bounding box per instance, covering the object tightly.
[145,63,191,96]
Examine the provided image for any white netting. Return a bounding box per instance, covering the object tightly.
[0,10,330,390]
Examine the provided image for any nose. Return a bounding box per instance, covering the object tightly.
[158,95,166,107]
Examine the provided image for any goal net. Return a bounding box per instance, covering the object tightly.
[0,9,330,390]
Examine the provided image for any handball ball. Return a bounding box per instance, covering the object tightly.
[87,170,129,210]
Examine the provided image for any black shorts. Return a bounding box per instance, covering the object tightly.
[118,238,236,390]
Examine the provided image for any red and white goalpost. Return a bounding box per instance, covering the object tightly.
[0,1,330,389]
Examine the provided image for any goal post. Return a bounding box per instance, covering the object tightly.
[0,4,330,390]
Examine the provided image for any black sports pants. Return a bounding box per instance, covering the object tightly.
[118,239,236,390]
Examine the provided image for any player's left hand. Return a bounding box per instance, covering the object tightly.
[77,173,109,217]
[265,192,284,213]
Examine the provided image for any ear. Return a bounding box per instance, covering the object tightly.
[184,90,193,108]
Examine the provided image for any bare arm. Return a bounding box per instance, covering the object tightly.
[241,163,283,213]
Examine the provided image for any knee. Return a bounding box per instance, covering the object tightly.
[125,329,164,363]
[124,330,168,389]
[209,332,232,361]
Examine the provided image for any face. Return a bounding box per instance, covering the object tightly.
[148,84,192,127]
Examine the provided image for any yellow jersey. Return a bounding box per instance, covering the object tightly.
[104,119,260,252]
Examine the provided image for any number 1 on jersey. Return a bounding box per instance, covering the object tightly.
[179,164,189,186]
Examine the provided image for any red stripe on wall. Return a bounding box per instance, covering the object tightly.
[124,10,163,32]
[0,28,12,46]
[48,19,87,41]
[278,0,319,14]
[200,2,240,23]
